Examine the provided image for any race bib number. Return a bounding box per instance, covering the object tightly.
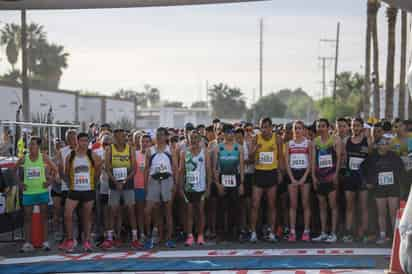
[349,157,364,171]
[318,154,333,169]
[259,152,274,165]
[186,171,200,187]
[74,172,91,191]
[27,167,41,180]
[378,172,394,186]
[155,163,168,174]
[222,175,236,188]
[401,156,412,171]
[113,167,127,182]
[290,154,307,169]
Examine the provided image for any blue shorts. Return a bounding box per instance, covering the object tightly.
[134,189,145,202]
[22,192,49,206]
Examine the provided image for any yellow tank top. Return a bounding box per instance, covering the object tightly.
[111,144,131,181]
[255,133,278,170]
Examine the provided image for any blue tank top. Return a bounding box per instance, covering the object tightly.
[218,143,240,174]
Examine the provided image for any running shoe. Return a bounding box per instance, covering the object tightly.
[288,232,296,242]
[132,240,143,249]
[301,231,311,242]
[267,232,279,243]
[100,239,114,250]
[312,232,328,242]
[59,239,76,252]
[249,231,258,243]
[325,233,337,243]
[144,238,154,250]
[165,239,176,248]
[342,234,354,243]
[185,235,195,246]
[83,241,93,252]
[20,242,34,253]
[197,234,205,245]
[376,235,387,245]
[42,241,51,252]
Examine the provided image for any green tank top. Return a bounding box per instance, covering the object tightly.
[23,152,47,195]
[218,143,240,174]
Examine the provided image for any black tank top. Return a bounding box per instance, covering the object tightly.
[346,136,368,177]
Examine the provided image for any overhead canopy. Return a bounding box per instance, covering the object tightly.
[0,0,265,10]
[381,0,412,12]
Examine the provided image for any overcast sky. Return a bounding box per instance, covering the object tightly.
[0,0,405,106]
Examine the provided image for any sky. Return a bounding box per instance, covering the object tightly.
[0,0,406,106]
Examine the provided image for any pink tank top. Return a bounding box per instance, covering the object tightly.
[134,150,145,189]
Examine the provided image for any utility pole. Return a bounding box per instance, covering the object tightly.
[21,9,29,121]
[318,57,334,98]
[259,18,263,98]
[319,22,341,101]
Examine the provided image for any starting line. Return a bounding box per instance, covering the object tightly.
[56,270,385,274]
[0,248,391,265]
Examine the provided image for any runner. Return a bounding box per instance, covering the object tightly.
[213,123,244,241]
[280,123,292,240]
[390,120,412,200]
[16,136,59,252]
[59,133,102,252]
[312,119,342,243]
[144,127,178,249]
[205,125,218,240]
[179,130,211,246]
[235,126,254,242]
[134,132,152,244]
[250,117,282,243]
[285,120,312,242]
[50,138,65,242]
[362,137,406,244]
[101,128,138,249]
[342,118,372,243]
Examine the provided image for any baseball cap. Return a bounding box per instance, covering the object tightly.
[185,122,195,131]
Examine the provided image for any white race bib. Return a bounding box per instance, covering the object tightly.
[378,172,394,186]
[318,154,333,169]
[113,167,127,182]
[259,152,274,165]
[27,167,41,180]
[290,154,308,169]
[186,171,200,187]
[155,163,168,174]
[74,172,91,191]
[349,157,364,171]
[222,175,236,188]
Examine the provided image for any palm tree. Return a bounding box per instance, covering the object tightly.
[0,23,20,70]
[385,5,397,120]
[371,0,381,118]
[364,0,373,117]
[399,10,407,119]
[26,23,47,77]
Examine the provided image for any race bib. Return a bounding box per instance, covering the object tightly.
[401,156,412,171]
[349,157,364,171]
[222,175,236,188]
[113,167,127,181]
[318,154,333,169]
[186,171,200,187]
[290,154,308,169]
[27,167,41,180]
[378,172,394,186]
[259,152,274,165]
[139,162,145,172]
[74,172,91,191]
[155,163,168,174]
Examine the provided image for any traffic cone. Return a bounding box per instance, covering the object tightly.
[31,205,43,248]
[385,200,407,274]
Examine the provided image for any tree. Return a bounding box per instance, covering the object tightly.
[191,101,208,108]
[208,83,247,119]
[0,69,21,85]
[247,93,287,122]
[371,0,381,118]
[271,88,315,120]
[399,10,408,119]
[113,89,148,108]
[0,23,20,70]
[385,6,398,120]
[163,101,184,108]
[364,0,373,117]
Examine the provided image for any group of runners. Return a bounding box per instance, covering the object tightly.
[13,116,412,253]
